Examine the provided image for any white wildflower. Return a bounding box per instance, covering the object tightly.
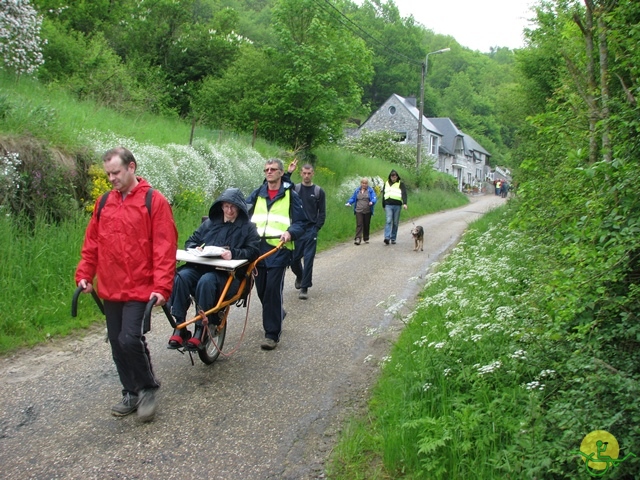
[477,360,502,376]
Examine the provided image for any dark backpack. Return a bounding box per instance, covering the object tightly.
[294,183,320,198]
[96,188,154,221]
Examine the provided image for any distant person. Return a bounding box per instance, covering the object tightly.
[75,146,178,422]
[381,169,407,245]
[246,158,308,350]
[288,163,326,300]
[345,178,377,245]
[500,181,509,198]
[167,188,260,350]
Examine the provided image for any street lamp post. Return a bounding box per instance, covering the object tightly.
[416,48,450,168]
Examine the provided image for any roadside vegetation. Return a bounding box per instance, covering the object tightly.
[3,0,640,478]
[0,73,466,353]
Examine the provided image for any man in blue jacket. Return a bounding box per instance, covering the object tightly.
[246,158,308,350]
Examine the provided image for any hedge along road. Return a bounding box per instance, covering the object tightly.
[0,193,504,479]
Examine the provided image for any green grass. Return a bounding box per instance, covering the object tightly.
[326,207,555,479]
[1,73,193,147]
[0,73,468,354]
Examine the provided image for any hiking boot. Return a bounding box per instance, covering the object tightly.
[384,238,390,245]
[354,238,361,245]
[391,240,396,244]
[261,338,278,350]
[185,325,204,350]
[137,389,157,422]
[298,288,308,300]
[111,392,138,417]
[167,328,191,349]
[294,277,301,289]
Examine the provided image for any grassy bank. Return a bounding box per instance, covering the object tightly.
[327,204,640,479]
[0,74,468,354]
[327,207,553,478]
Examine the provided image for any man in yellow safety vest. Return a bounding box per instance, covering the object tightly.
[246,158,309,350]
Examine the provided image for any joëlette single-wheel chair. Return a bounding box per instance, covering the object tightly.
[72,242,282,366]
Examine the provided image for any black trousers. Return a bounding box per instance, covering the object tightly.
[355,212,372,241]
[291,229,318,289]
[254,265,286,342]
[104,300,160,396]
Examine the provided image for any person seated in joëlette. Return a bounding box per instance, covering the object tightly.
[167,188,260,350]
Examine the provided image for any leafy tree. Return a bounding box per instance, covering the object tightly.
[200,0,373,150]
[259,0,373,149]
[512,2,640,473]
[350,0,425,109]
[193,43,278,132]
[0,0,45,76]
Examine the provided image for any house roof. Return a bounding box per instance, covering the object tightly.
[392,94,442,136]
[358,94,443,137]
[428,117,491,159]
[428,117,462,155]
[462,133,490,156]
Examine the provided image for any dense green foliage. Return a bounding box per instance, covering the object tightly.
[330,1,640,478]
[5,0,640,477]
[1,0,524,165]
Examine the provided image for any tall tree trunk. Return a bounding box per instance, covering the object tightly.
[582,0,599,163]
[597,8,612,162]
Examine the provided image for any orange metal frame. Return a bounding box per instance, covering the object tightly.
[175,242,283,330]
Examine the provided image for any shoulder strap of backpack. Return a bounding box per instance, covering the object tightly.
[294,183,320,198]
[146,188,154,217]
[96,191,110,221]
[96,188,154,220]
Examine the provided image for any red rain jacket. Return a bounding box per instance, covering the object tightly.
[75,178,177,302]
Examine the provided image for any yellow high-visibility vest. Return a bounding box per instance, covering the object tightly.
[384,181,402,202]
[252,190,294,249]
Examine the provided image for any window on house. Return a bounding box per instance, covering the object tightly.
[430,135,438,155]
[388,106,396,115]
[455,137,464,155]
[393,132,407,142]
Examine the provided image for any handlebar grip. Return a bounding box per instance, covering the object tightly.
[71,286,83,317]
[71,286,105,316]
[143,297,158,333]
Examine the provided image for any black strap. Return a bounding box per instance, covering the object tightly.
[96,188,154,220]
[294,183,320,197]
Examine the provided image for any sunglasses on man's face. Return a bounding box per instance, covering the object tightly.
[264,167,281,173]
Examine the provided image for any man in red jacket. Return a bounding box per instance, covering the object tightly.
[76,147,177,422]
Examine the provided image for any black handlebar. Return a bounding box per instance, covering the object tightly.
[71,285,105,317]
[143,296,175,331]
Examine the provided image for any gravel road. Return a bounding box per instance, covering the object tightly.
[0,194,503,479]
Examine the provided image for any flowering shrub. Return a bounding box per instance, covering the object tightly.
[0,150,21,211]
[0,0,45,76]
[339,130,417,168]
[338,175,384,200]
[85,164,110,213]
[84,131,266,205]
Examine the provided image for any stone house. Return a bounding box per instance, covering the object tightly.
[427,117,491,190]
[357,94,443,161]
[356,94,492,191]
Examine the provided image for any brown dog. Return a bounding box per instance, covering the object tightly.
[411,225,424,251]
